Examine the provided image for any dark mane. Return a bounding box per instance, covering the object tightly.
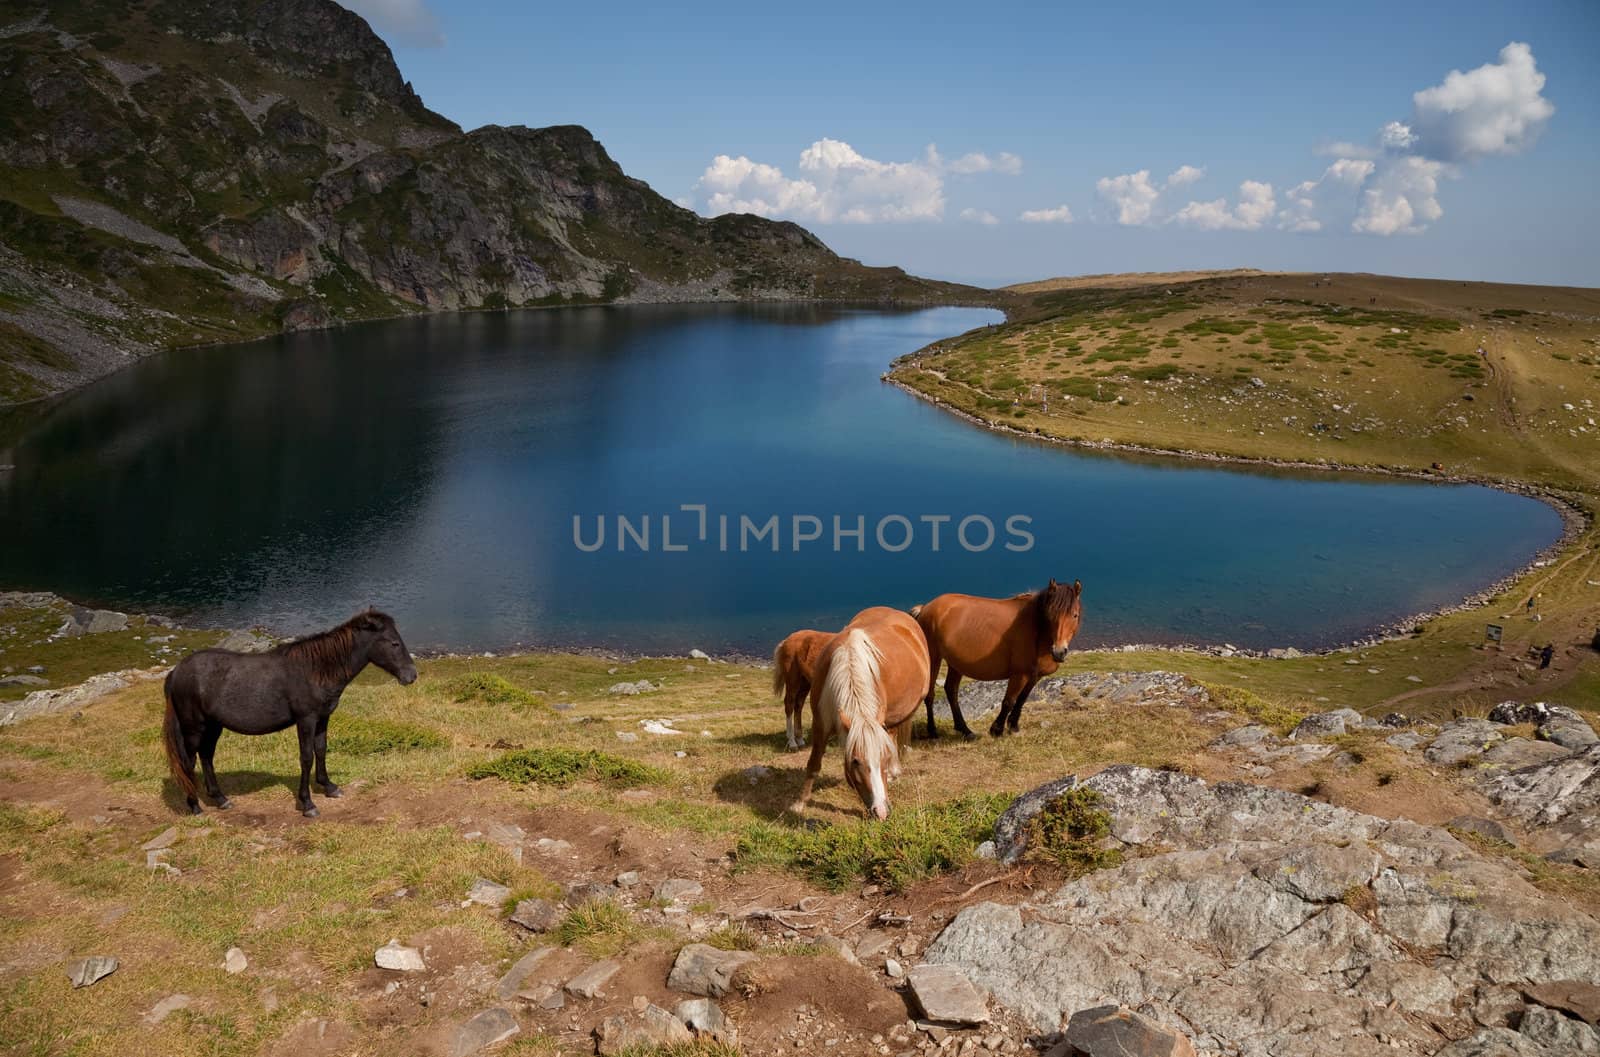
[1033,581,1080,634]
[272,609,388,682]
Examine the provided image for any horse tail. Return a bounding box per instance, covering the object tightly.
[770,643,787,699]
[820,629,896,776]
[162,679,198,803]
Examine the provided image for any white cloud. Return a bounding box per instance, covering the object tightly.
[1407,41,1553,161]
[1277,159,1374,232]
[1314,140,1379,160]
[1353,156,1446,236]
[1166,164,1206,187]
[959,207,1000,225]
[1095,170,1162,225]
[1019,205,1074,224]
[1173,180,1276,231]
[341,0,444,47]
[696,138,944,223]
[945,151,1023,175]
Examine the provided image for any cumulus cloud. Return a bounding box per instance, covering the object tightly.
[1165,164,1206,187]
[1019,205,1074,224]
[1407,41,1553,162]
[693,140,1025,224]
[341,0,444,47]
[1172,180,1276,231]
[1094,166,1210,225]
[959,207,1000,225]
[1353,157,1446,236]
[1277,159,1375,232]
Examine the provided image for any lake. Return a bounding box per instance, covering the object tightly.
[0,304,1564,653]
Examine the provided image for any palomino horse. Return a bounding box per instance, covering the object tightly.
[913,579,1082,739]
[163,609,418,817]
[790,606,928,820]
[771,628,833,750]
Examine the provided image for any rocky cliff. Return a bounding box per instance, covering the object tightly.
[0,0,976,401]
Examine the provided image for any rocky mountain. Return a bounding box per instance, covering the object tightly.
[0,0,977,402]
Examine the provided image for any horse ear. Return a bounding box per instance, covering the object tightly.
[1048,578,1057,589]
[357,611,384,631]
[1073,579,1082,594]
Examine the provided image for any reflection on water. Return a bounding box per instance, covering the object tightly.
[0,304,1564,652]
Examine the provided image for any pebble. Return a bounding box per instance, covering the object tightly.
[375,940,426,972]
[223,947,248,974]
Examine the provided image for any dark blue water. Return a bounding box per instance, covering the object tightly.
[0,304,1563,652]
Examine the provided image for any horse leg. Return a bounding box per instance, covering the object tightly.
[990,673,1029,737]
[1007,675,1040,733]
[789,714,829,815]
[294,716,319,818]
[785,676,809,751]
[182,722,207,811]
[945,669,976,740]
[314,715,340,797]
[923,642,943,738]
[198,720,231,809]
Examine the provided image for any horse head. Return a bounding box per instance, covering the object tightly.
[1039,578,1083,663]
[357,610,419,685]
[842,717,897,819]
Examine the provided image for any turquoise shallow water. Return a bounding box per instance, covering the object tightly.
[0,304,1564,652]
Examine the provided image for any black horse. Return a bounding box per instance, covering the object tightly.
[163,609,418,817]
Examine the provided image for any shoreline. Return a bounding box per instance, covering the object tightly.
[882,372,1593,659]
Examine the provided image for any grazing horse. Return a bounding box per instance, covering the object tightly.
[790,607,928,820]
[914,579,1082,739]
[771,629,833,750]
[163,609,418,817]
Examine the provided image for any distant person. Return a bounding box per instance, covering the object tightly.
[1539,644,1555,669]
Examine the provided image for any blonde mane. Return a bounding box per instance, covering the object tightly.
[820,629,898,775]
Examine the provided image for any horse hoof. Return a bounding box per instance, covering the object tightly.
[958,728,978,742]
[214,796,232,810]
[322,784,342,798]
[301,805,320,819]
[925,726,941,739]
[1007,723,1021,734]
[186,801,202,816]
[988,724,1005,738]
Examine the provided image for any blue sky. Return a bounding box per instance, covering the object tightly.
[348,1,1598,288]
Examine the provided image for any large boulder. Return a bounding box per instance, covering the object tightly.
[926,767,1600,1057]
[1426,719,1505,767]
[667,944,757,997]
[1484,743,1600,827]
[596,1004,691,1055]
[932,670,1208,723]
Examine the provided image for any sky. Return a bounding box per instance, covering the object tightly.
[344,0,1599,289]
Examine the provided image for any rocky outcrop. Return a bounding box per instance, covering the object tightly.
[926,766,1600,1057]
[935,670,1209,723]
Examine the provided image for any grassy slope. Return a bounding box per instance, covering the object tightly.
[892,272,1600,718]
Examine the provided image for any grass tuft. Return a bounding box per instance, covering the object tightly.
[1024,787,1123,877]
[329,715,448,756]
[554,898,639,956]
[448,672,547,710]
[468,748,667,787]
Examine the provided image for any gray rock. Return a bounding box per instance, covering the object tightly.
[654,878,704,904]
[495,948,554,1001]
[811,934,859,966]
[885,958,904,979]
[1386,731,1427,750]
[66,955,117,987]
[1448,815,1516,845]
[1213,724,1271,749]
[466,878,511,907]
[508,898,561,932]
[142,993,191,1025]
[1545,848,1593,868]
[564,882,614,907]
[932,670,1208,723]
[974,840,997,860]
[0,674,47,687]
[1065,1005,1196,1057]
[60,607,128,636]
[992,775,1079,865]
[674,997,733,1043]
[925,766,1600,1055]
[906,964,989,1026]
[1484,743,1600,826]
[449,1007,519,1057]
[667,943,757,997]
[1481,738,1572,770]
[223,946,248,974]
[214,629,272,653]
[688,649,711,661]
[564,959,620,998]
[141,826,179,851]
[1426,718,1505,766]
[615,870,641,887]
[597,1004,692,1055]
[608,680,657,695]
[1290,708,1364,740]
[1522,980,1600,1027]
[1517,1005,1600,1053]
[374,940,425,972]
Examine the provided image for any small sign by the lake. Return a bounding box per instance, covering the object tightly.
[1485,623,1503,643]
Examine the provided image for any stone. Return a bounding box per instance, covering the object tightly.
[565,882,614,907]
[1386,731,1426,750]
[223,946,248,974]
[1484,743,1600,826]
[608,680,657,695]
[992,775,1079,865]
[615,870,641,887]
[924,765,1600,1056]
[974,840,996,860]
[495,948,555,1001]
[1448,815,1515,845]
[1426,718,1504,766]
[655,878,704,904]
[213,629,272,653]
[812,934,860,966]
[1482,738,1572,770]
[66,955,117,988]
[1289,708,1364,740]
[740,765,772,784]
[674,997,733,1042]
[141,826,179,851]
[535,837,573,855]
[1522,980,1600,1026]
[374,940,426,972]
[564,959,621,998]
[466,878,511,907]
[1213,724,1270,749]
[142,993,191,1025]
[1517,1005,1600,1053]
[689,649,711,661]
[0,674,47,687]
[856,932,894,960]
[60,607,128,636]
[667,944,757,997]
[906,964,989,1026]
[449,1007,520,1057]
[1065,1005,1196,1057]
[597,1004,692,1055]
[1546,848,1592,868]
[509,898,561,932]
[885,958,904,979]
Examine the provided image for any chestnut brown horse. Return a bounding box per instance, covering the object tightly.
[791,606,928,820]
[913,579,1082,739]
[771,628,833,750]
